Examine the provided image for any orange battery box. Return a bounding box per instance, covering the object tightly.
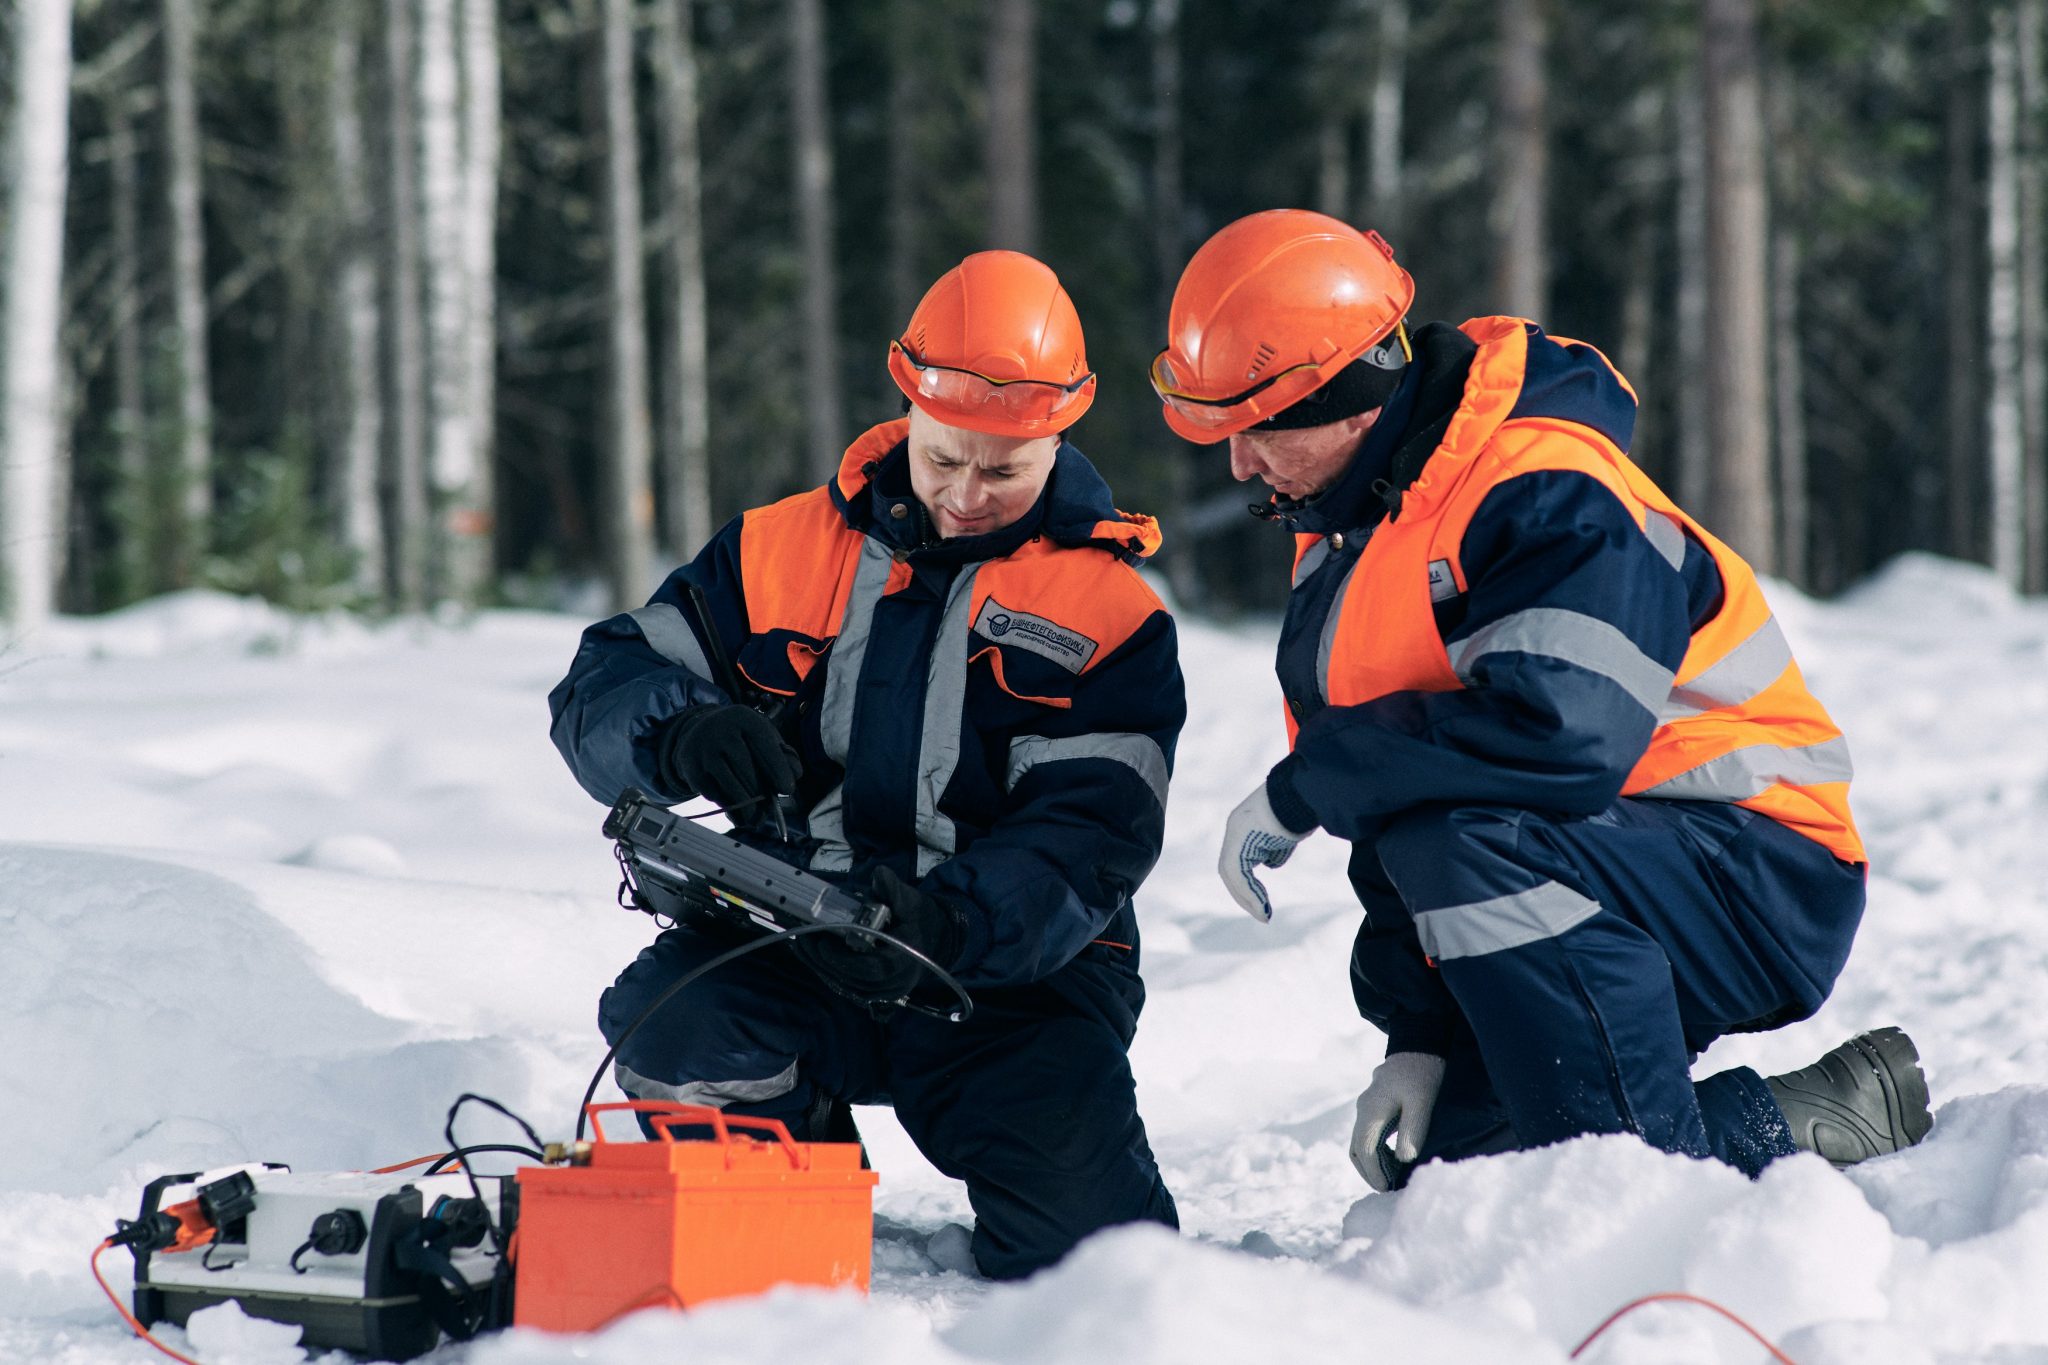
[513,1101,877,1333]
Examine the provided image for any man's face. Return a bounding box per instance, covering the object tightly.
[906,407,1059,538]
[1226,409,1382,500]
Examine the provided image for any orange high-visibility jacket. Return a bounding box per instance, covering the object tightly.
[1265,317,1864,866]
[551,420,1187,985]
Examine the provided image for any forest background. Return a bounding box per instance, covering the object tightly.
[4,0,2044,629]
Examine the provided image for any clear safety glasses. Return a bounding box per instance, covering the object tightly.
[890,340,1095,425]
[1149,321,1412,432]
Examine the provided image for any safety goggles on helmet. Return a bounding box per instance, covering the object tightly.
[890,339,1095,427]
[1149,321,1412,434]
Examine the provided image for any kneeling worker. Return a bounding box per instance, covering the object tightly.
[1153,209,1931,1189]
[550,251,1184,1277]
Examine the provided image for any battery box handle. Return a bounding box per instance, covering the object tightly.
[584,1101,808,1171]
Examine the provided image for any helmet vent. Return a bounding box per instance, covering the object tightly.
[912,325,927,352]
[1247,342,1278,379]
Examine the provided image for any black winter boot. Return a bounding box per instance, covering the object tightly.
[1765,1026,1934,1167]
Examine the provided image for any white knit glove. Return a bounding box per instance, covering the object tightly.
[1216,782,1306,921]
[1349,1052,1447,1191]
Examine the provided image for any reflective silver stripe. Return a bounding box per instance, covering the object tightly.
[1412,881,1602,961]
[806,784,853,873]
[1446,607,1675,717]
[627,602,714,680]
[1294,538,1331,588]
[1639,735,1854,802]
[613,1059,799,1109]
[1006,732,1169,811]
[1644,510,1687,571]
[1660,615,1794,722]
[818,538,896,764]
[914,567,983,876]
[1315,553,1366,704]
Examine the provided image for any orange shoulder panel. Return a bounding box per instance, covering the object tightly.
[738,489,867,641]
[1423,418,1643,598]
[971,538,1165,674]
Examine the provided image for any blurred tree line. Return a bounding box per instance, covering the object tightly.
[5,0,2046,631]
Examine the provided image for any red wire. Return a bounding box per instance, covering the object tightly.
[90,1239,208,1365]
[1570,1291,1798,1363]
[368,1152,447,1174]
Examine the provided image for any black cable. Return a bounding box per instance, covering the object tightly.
[442,1096,540,1262]
[422,1143,546,1175]
[572,920,973,1142]
[437,1095,543,1341]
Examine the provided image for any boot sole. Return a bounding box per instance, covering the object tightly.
[1845,1025,1935,1150]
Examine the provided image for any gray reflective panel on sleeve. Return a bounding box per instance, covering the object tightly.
[818,538,897,764]
[1293,538,1331,588]
[1412,880,1603,961]
[1644,510,1687,570]
[1639,735,1855,802]
[807,784,854,872]
[613,1059,800,1109]
[1005,732,1169,811]
[915,567,983,877]
[1315,553,1366,705]
[1660,615,1794,722]
[627,602,715,680]
[1445,607,1675,716]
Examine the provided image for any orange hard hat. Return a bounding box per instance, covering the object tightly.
[1151,209,1415,444]
[887,251,1096,439]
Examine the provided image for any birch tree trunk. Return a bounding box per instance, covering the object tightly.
[163,0,214,579]
[1947,0,1986,562]
[600,0,655,606]
[655,0,714,558]
[1701,0,1774,573]
[459,0,501,596]
[2020,0,2047,593]
[1,0,74,631]
[419,0,486,602]
[383,0,429,608]
[791,0,844,486]
[1492,0,1547,318]
[986,0,1038,253]
[1674,76,1710,518]
[330,0,385,601]
[1363,0,1407,233]
[109,94,151,601]
[1987,5,2025,588]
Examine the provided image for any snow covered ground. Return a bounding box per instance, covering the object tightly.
[4,552,2046,1364]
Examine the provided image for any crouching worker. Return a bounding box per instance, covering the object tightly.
[549,251,1184,1278]
[1152,210,1932,1191]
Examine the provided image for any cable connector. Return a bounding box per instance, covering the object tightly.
[541,1140,592,1166]
[110,1198,214,1255]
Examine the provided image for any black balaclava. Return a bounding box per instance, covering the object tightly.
[1247,325,1409,432]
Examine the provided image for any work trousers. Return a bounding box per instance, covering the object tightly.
[598,921,1178,1280]
[1349,797,1866,1179]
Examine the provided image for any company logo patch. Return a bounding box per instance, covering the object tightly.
[973,598,1098,673]
[1427,559,1461,603]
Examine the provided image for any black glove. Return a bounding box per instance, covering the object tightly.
[794,866,965,1005]
[657,704,799,812]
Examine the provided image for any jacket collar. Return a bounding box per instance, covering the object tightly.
[829,419,1163,563]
